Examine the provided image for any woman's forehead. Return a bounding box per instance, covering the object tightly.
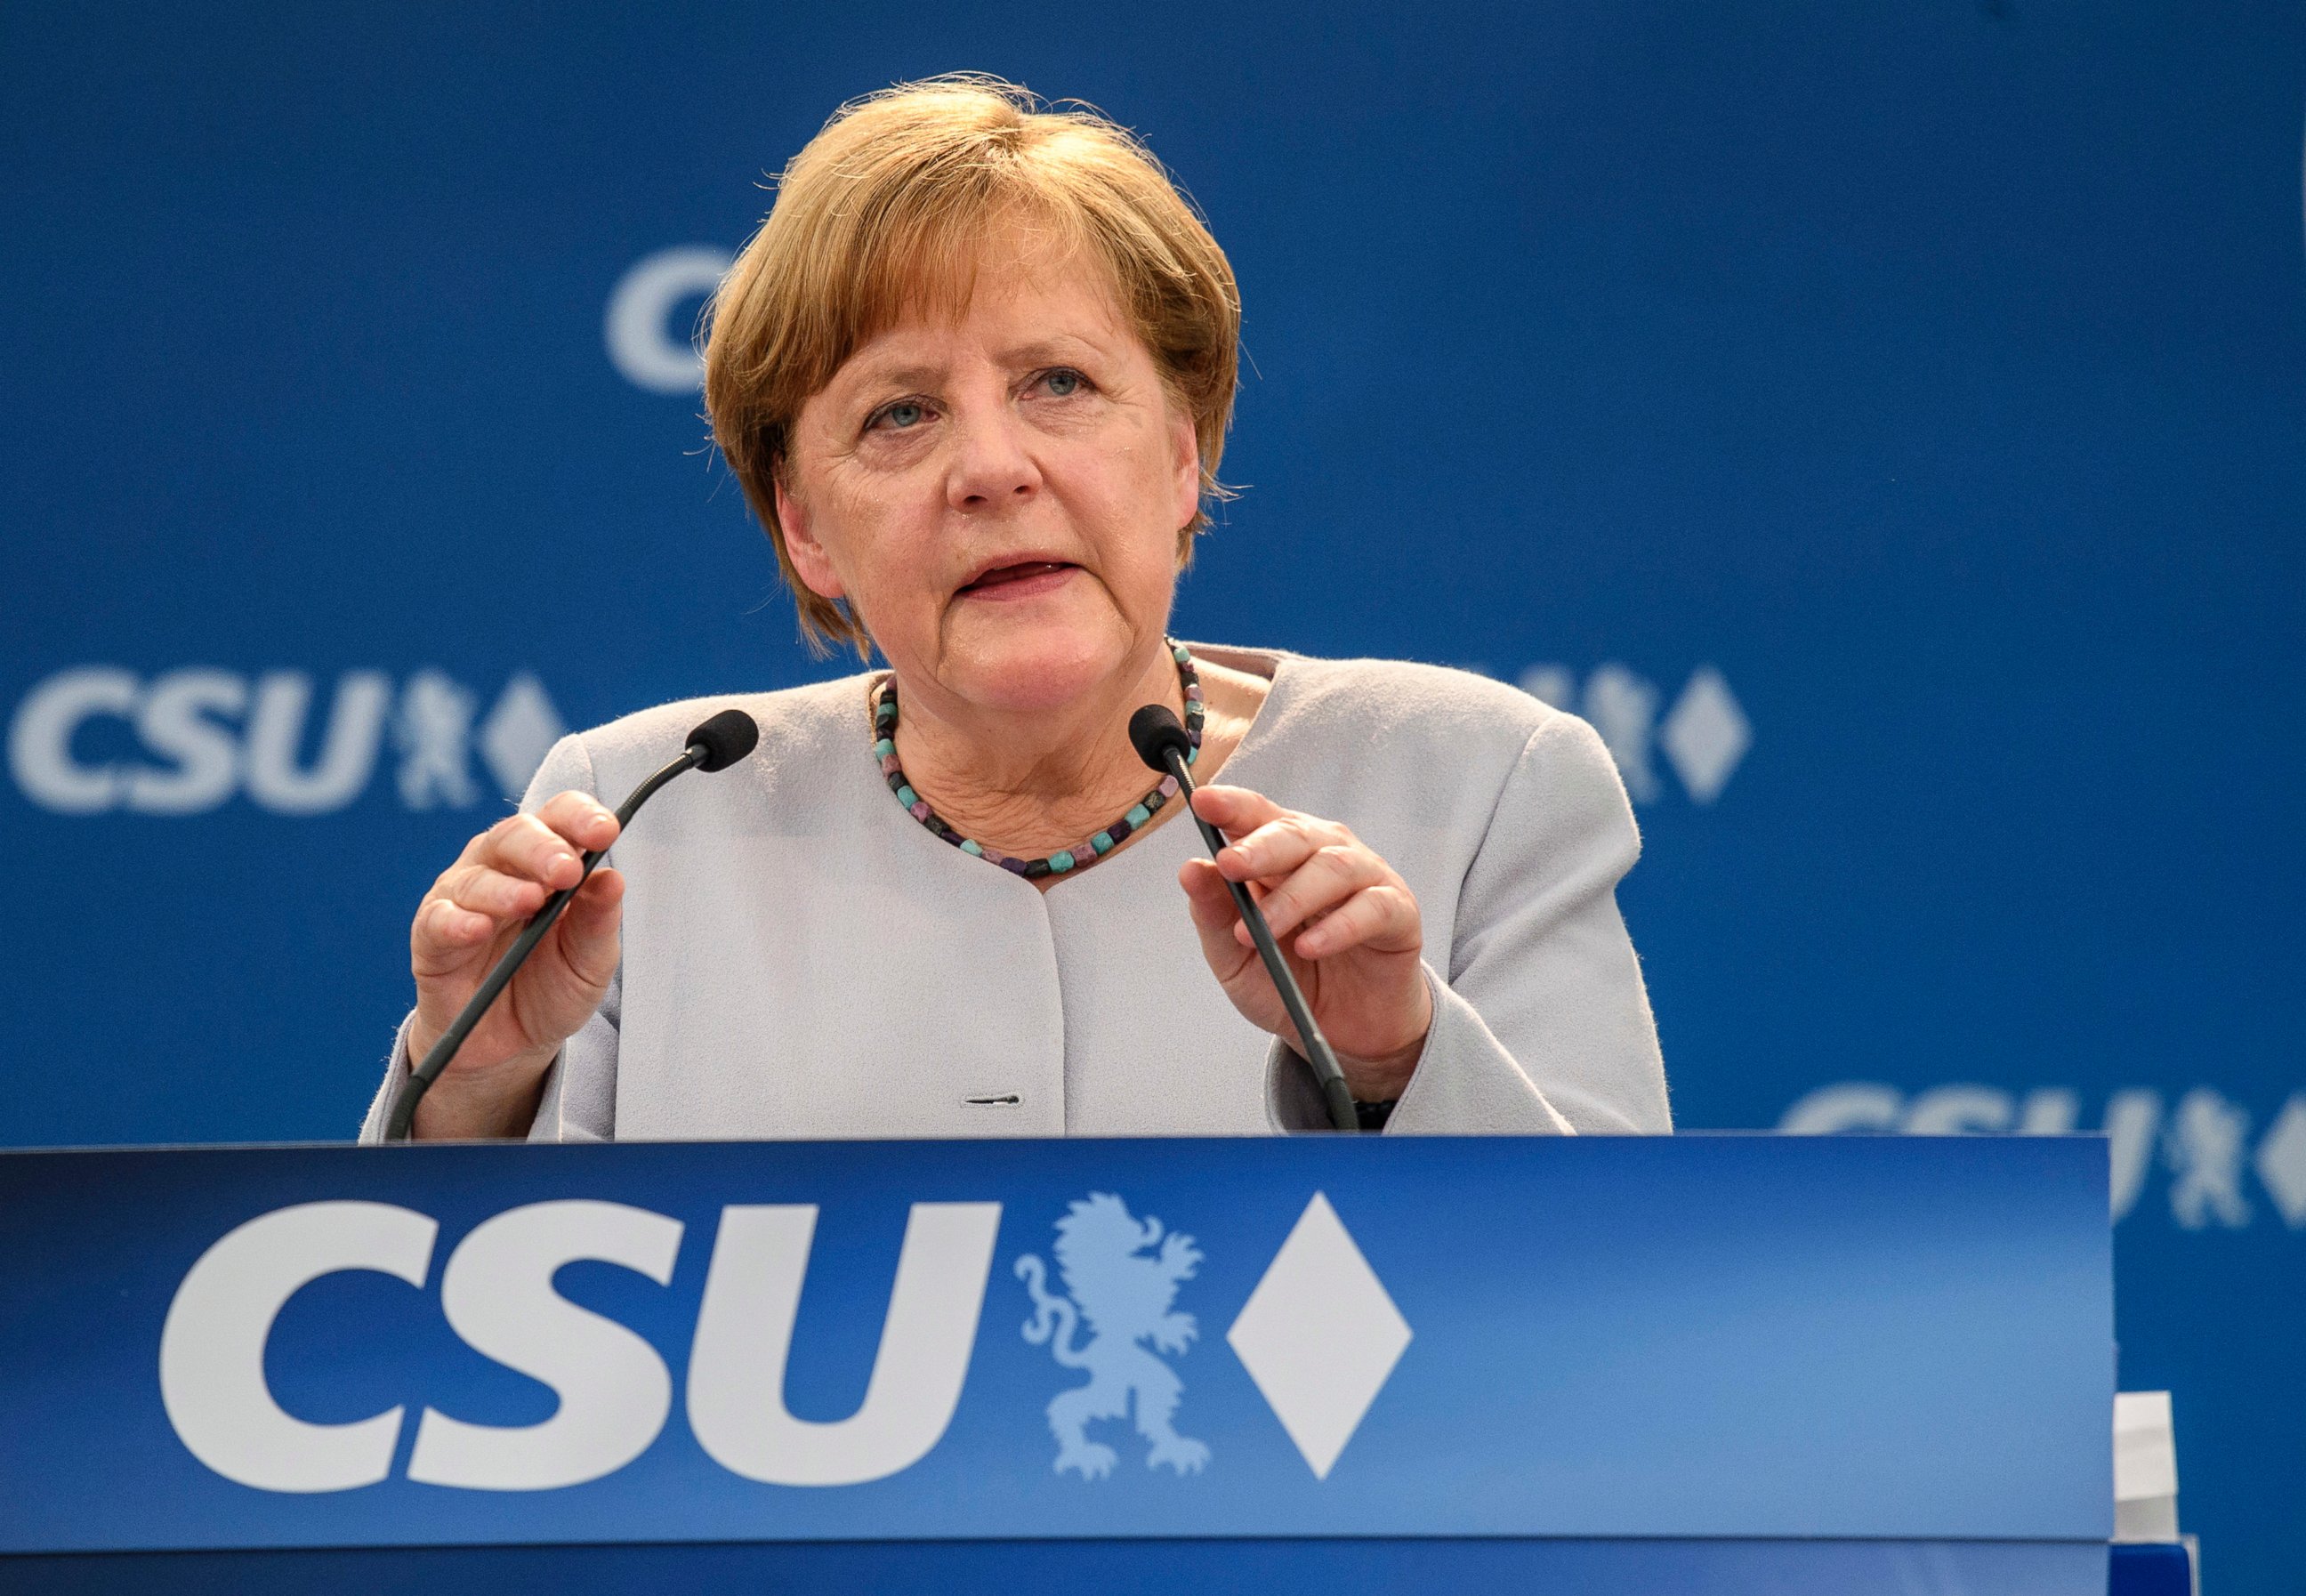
[831,239,1137,383]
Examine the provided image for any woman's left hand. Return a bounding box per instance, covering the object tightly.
[1176,786,1432,1103]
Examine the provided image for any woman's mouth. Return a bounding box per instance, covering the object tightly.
[958,561,1078,599]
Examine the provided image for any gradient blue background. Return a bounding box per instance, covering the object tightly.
[0,1,2297,1582]
[0,1136,2108,1552]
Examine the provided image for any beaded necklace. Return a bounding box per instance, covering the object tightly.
[873,641,1204,881]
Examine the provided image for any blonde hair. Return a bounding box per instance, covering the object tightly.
[704,75,1242,656]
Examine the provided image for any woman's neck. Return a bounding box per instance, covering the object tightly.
[888,646,1269,869]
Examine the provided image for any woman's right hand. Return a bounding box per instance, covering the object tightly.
[404,792,625,1139]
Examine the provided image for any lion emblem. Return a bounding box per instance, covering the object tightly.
[1013,1193,1212,1479]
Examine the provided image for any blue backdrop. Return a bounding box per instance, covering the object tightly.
[1,2,2299,1583]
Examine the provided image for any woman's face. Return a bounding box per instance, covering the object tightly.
[775,235,1202,720]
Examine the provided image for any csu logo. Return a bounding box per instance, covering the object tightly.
[160,1198,1002,1493]
[157,1190,1409,1495]
[7,666,564,817]
[1782,1082,2306,1232]
[1014,1193,1211,1479]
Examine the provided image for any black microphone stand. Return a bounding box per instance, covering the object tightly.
[383,711,756,1141]
[1132,706,1361,1133]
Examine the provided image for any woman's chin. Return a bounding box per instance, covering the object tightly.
[938,605,1141,716]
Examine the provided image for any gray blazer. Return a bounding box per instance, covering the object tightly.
[361,647,1670,1141]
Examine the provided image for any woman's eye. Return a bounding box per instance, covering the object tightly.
[1041,368,1084,398]
[871,400,929,431]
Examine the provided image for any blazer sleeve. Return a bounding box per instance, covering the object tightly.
[355,732,622,1143]
[1266,712,1672,1135]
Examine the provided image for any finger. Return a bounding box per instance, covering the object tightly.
[411,896,497,975]
[1256,844,1387,939]
[1294,882,1421,959]
[534,790,621,854]
[443,863,552,919]
[1177,858,1256,975]
[480,813,586,891]
[552,867,625,987]
[1213,814,1347,885]
[1188,785,1287,839]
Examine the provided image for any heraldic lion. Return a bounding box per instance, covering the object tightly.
[1014,1192,1212,1479]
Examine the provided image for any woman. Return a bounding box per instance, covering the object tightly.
[364,77,1668,1142]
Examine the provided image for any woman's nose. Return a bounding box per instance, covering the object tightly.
[946,407,1042,512]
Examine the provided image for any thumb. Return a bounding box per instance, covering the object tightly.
[1178,858,1254,979]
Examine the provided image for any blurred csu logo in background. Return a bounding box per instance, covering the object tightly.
[606,246,730,395]
[1514,663,1749,807]
[6,667,565,817]
[1783,1081,2306,1234]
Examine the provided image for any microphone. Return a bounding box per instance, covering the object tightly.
[383,708,760,1141]
[1128,705,1360,1133]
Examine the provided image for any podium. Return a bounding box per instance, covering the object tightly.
[0,1134,2114,1592]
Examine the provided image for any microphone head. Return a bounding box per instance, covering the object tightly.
[686,709,761,772]
[1128,704,1194,774]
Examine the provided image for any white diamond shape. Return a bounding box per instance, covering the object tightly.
[1659,665,1751,803]
[1226,1192,1411,1479]
[2255,1095,2306,1229]
[478,673,567,801]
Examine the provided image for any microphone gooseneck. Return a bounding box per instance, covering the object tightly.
[382,709,761,1141]
[1130,705,1361,1133]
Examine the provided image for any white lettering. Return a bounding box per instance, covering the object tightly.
[1903,1084,2016,1135]
[158,1201,437,1492]
[604,246,733,394]
[125,668,246,815]
[1778,1082,1904,1134]
[245,671,391,816]
[406,1200,683,1491]
[2106,1089,2162,1221]
[7,666,138,813]
[2017,1088,2081,1134]
[687,1203,1002,1487]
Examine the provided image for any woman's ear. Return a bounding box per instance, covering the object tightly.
[773,468,847,601]
[1168,408,1202,530]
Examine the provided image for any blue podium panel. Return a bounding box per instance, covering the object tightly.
[0,1135,2110,1560]
[1,1538,2110,1596]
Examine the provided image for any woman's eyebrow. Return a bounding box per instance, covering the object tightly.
[999,335,1104,367]
[848,360,946,394]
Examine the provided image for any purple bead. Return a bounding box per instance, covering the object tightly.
[909,801,931,820]
[1158,775,1180,797]
[999,856,1032,875]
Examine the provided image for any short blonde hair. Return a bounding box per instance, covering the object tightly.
[704,76,1242,656]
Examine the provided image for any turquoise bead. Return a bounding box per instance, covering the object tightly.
[873,636,1199,881]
